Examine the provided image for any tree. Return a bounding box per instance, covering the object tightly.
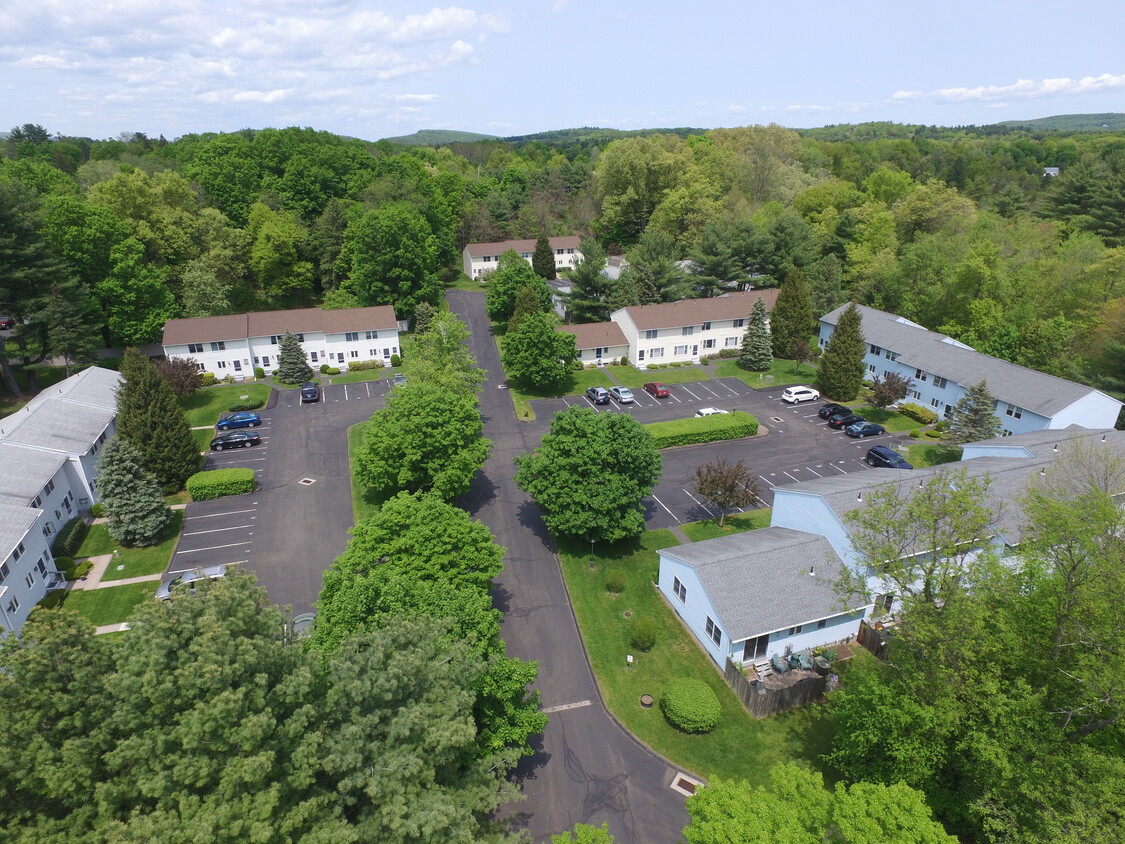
[552,823,617,843]
[769,268,816,359]
[507,283,544,334]
[246,202,315,304]
[816,302,866,401]
[96,236,178,345]
[45,279,100,375]
[945,379,1002,444]
[692,457,759,527]
[153,356,202,397]
[739,296,773,371]
[114,349,199,494]
[8,123,51,144]
[178,261,231,318]
[485,250,553,323]
[790,338,816,371]
[95,437,172,546]
[869,371,912,409]
[501,311,579,391]
[515,406,662,542]
[355,382,491,499]
[275,328,313,384]
[404,310,485,395]
[532,232,557,280]
[620,229,690,304]
[413,300,435,334]
[562,238,611,323]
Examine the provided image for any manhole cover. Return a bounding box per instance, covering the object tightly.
[676,778,697,794]
[297,478,316,486]
[671,773,704,796]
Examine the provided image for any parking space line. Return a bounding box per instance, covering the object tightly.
[183,524,253,536]
[176,541,252,555]
[680,386,702,401]
[186,509,257,520]
[650,494,681,523]
[168,559,249,576]
[344,384,350,401]
[216,456,267,464]
[782,471,801,483]
[804,466,824,477]
[830,463,849,474]
[681,489,714,516]
[366,382,372,398]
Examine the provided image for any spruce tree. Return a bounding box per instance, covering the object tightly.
[816,303,866,401]
[96,437,172,546]
[276,329,313,384]
[769,268,816,359]
[413,301,435,335]
[947,380,1003,443]
[532,233,557,280]
[563,238,612,323]
[115,349,200,494]
[739,296,773,372]
[508,284,545,334]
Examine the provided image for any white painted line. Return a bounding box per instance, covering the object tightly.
[366,381,372,398]
[183,524,253,536]
[542,699,592,714]
[176,541,252,555]
[830,463,849,474]
[167,560,249,575]
[804,466,824,478]
[344,384,350,401]
[782,471,801,483]
[186,509,257,520]
[681,489,714,516]
[650,494,681,524]
[681,386,702,401]
[699,383,721,398]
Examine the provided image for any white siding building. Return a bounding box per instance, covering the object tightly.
[162,306,400,378]
[462,236,582,279]
[0,503,60,635]
[557,322,630,366]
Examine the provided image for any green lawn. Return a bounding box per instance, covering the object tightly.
[180,383,272,427]
[713,357,816,389]
[904,442,963,467]
[682,508,773,542]
[192,428,214,453]
[849,406,919,433]
[47,581,159,627]
[348,421,389,524]
[329,369,386,385]
[505,368,615,421]
[558,532,835,784]
[76,512,184,582]
[75,524,116,557]
[612,365,711,389]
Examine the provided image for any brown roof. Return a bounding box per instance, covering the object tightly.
[465,236,581,258]
[557,322,628,350]
[162,306,398,346]
[619,290,779,331]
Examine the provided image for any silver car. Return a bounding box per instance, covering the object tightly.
[155,565,228,600]
[609,386,634,404]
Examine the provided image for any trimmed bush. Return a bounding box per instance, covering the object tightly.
[254,367,265,380]
[619,356,628,366]
[320,363,331,374]
[645,411,759,449]
[909,428,922,438]
[925,429,943,438]
[200,373,218,387]
[89,502,106,518]
[390,354,402,367]
[53,556,74,577]
[325,367,341,375]
[900,402,938,424]
[346,359,384,371]
[186,468,257,501]
[660,678,722,733]
[605,570,626,593]
[227,400,265,412]
[52,516,90,558]
[630,616,658,651]
[718,348,741,359]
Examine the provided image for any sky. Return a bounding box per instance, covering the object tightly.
[1,0,1123,142]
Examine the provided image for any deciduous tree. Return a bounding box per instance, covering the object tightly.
[404,310,485,395]
[501,311,579,391]
[153,356,202,397]
[869,371,912,409]
[95,437,172,546]
[692,456,759,527]
[485,250,553,323]
[816,302,866,400]
[739,296,772,371]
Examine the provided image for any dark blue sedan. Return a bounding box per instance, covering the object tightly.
[216,411,261,431]
[846,421,886,438]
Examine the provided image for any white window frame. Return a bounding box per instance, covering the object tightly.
[705,617,722,646]
[672,577,686,603]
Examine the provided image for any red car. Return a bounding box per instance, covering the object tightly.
[643,381,670,398]
[0,316,15,330]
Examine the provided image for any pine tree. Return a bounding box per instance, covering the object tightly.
[739,296,773,372]
[563,238,612,323]
[532,233,557,280]
[115,349,200,494]
[769,268,816,359]
[96,437,172,546]
[508,284,545,334]
[413,301,435,335]
[276,329,313,384]
[947,380,1003,443]
[816,303,866,401]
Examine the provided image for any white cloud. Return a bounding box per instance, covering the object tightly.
[395,93,439,102]
[892,72,1125,103]
[727,104,746,113]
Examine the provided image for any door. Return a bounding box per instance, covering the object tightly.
[743,634,769,661]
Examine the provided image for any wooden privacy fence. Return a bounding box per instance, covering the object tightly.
[724,658,828,719]
[856,619,891,660]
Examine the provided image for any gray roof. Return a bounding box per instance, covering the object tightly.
[44,366,122,410]
[0,503,41,558]
[662,527,859,641]
[0,444,66,505]
[821,304,1111,418]
[961,426,1121,459]
[0,400,113,455]
[464,236,580,258]
[162,305,398,346]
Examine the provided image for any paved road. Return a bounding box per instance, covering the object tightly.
[448,289,691,843]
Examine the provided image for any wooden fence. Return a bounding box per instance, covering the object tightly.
[856,619,891,660]
[724,658,828,719]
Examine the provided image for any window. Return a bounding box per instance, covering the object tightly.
[933,376,947,389]
[674,345,689,356]
[682,326,694,336]
[12,542,24,562]
[884,349,899,361]
[914,368,928,383]
[874,593,894,613]
[382,348,391,358]
[705,617,722,646]
[345,332,358,342]
[261,356,270,367]
[672,576,686,602]
[54,509,62,521]
[724,337,738,347]
[188,343,204,354]
[637,350,645,361]
[909,389,921,400]
[649,347,664,359]
[945,404,954,417]
[867,364,876,374]
[7,597,19,614]
[556,248,563,255]
[310,352,318,363]
[870,344,882,355]
[700,321,711,331]
[594,347,606,358]
[365,330,379,340]
[336,353,344,363]
[25,572,35,588]
[930,398,940,408]
[42,523,54,537]
[702,339,715,350]
[210,341,225,351]
[644,329,658,340]
[216,361,227,369]
[45,479,55,494]
[566,248,575,254]
[732,318,745,328]
[482,255,492,262]
[36,557,48,577]
[1005,403,1023,420]
[294,333,304,342]
[817,619,827,629]
[270,335,281,345]
[196,362,206,372]
[31,495,42,509]
[253,357,260,365]
[0,561,9,583]
[787,624,804,635]
[232,360,242,372]
[349,350,359,358]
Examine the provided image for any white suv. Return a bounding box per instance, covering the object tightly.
[781,386,820,404]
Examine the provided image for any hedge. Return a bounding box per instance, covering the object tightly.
[661,678,722,733]
[228,399,265,412]
[645,410,759,449]
[186,468,257,501]
[52,516,90,558]
[346,359,384,371]
[900,402,938,424]
[200,373,218,387]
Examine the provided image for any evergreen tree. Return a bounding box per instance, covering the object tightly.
[276,328,313,384]
[816,302,866,401]
[508,284,544,334]
[532,233,557,280]
[769,268,816,359]
[562,238,612,323]
[946,379,1003,443]
[739,296,773,371]
[45,279,101,375]
[413,300,435,335]
[96,437,172,546]
[115,348,200,494]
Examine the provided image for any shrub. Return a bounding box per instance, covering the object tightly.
[73,559,93,579]
[52,516,90,558]
[320,363,331,374]
[89,502,105,518]
[909,428,922,439]
[605,570,626,593]
[325,367,341,375]
[53,556,74,577]
[645,411,759,449]
[347,359,384,371]
[200,373,218,387]
[900,402,938,424]
[390,354,402,367]
[228,400,265,412]
[660,678,722,733]
[254,367,265,380]
[223,374,236,384]
[186,468,256,501]
[925,428,943,438]
[701,356,711,366]
[718,348,741,359]
[619,356,628,366]
[630,616,658,651]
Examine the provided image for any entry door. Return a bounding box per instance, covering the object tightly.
[743,635,769,661]
[692,344,698,356]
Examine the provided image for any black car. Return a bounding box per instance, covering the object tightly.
[828,412,865,430]
[210,430,261,451]
[818,402,849,419]
[586,386,611,405]
[866,445,913,469]
[300,381,320,402]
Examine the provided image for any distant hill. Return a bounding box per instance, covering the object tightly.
[502,126,707,146]
[382,129,500,146]
[991,113,1125,132]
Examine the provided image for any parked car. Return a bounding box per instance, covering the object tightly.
[827,412,865,430]
[210,431,261,451]
[846,421,886,438]
[643,381,670,398]
[865,445,914,469]
[300,381,320,402]
[392,372,407,387]
[0,316,15,330]
[781,385,820,404]
[155,565,228,600]
[586,386,611,405]
[695,407,730,417]
[817,402,849,419]
[216,411,261,431]
[609,386,634,404]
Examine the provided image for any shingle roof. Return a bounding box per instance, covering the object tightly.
[618,290,780,331]
[0,503,41,558]
[821,304,1109,418]
[42,366,122,410]
[963,426,1121,459]
[162,306,398,346]
[0,444,66,505]
[662,527,858,641]
[465,236,580,258]
[0,401,113,454]
[557,322,628,350]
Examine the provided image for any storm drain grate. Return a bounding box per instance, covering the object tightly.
[671,773,703,796]
[771,416,784,423]
[297,478,317,486]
